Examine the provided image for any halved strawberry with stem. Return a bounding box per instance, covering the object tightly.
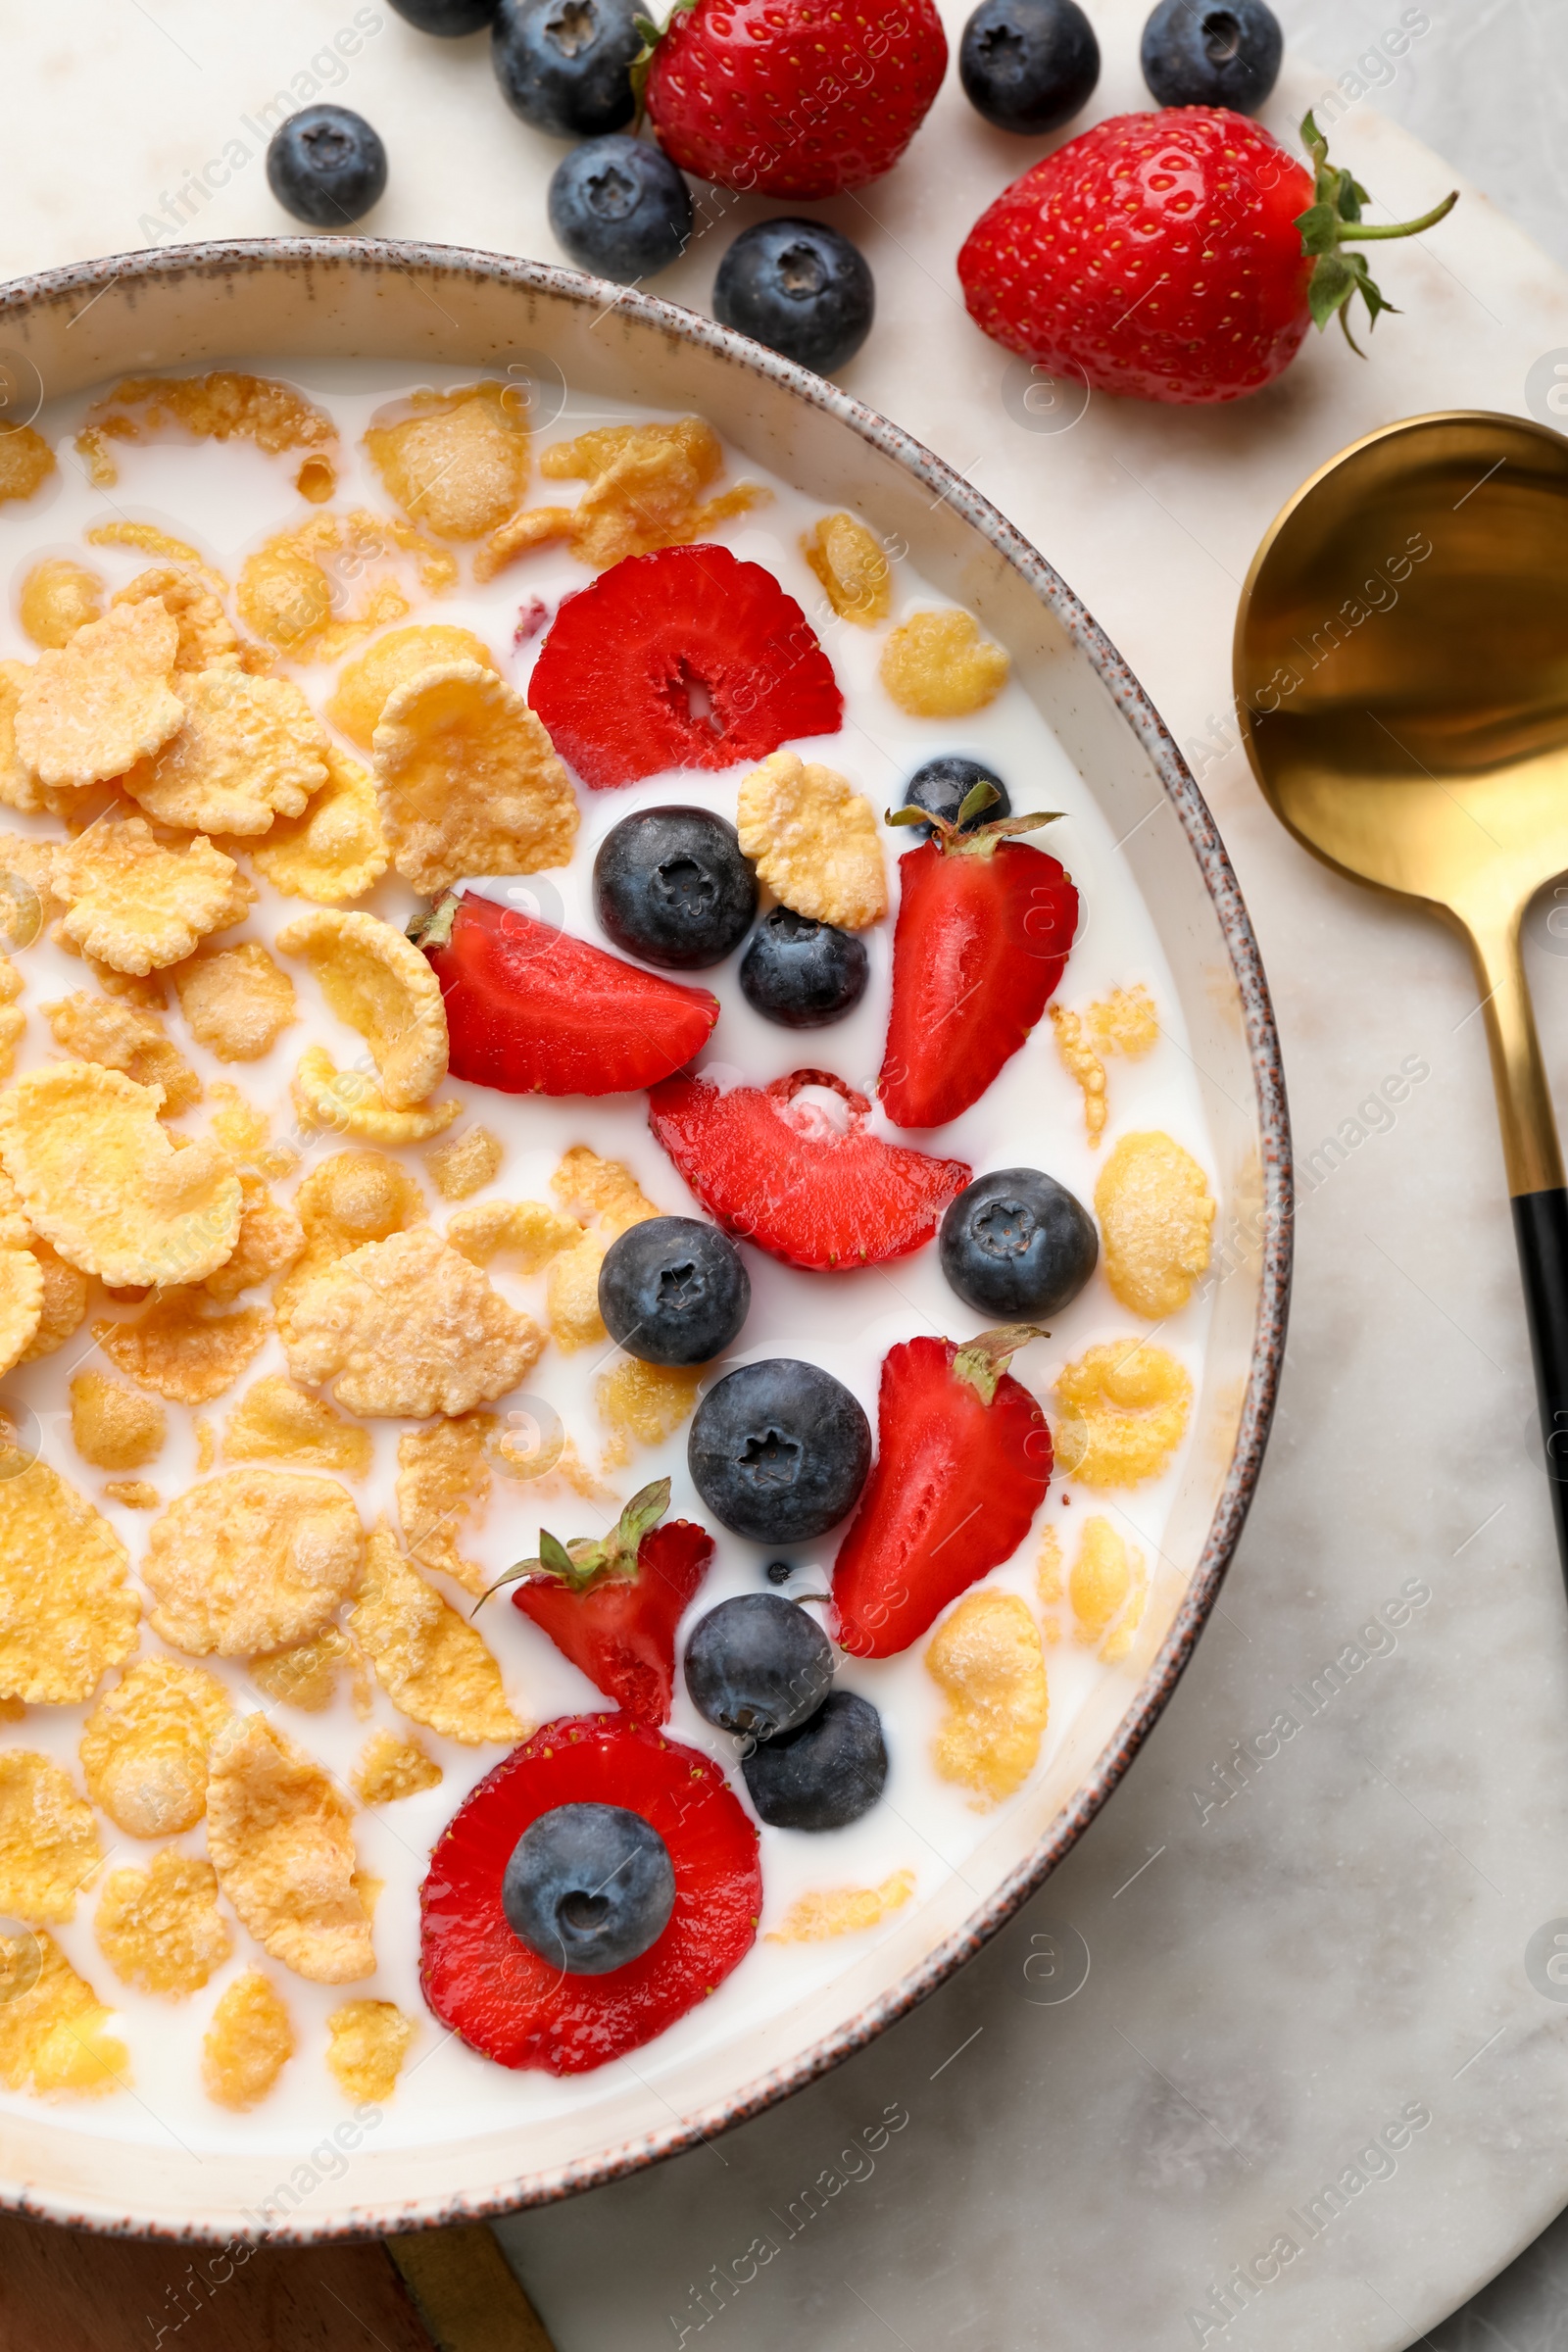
[648,1067,969,1271]
[832,1324,1054,1658]
[419,1712,760,2076]
[487,1478,713,1727]
[525,543,843,790]
[413,888,717,1098]
[879,783,1077,1130]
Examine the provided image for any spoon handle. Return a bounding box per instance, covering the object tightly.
[1512,1194,1568,1569]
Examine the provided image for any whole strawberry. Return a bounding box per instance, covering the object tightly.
[958,108,1457,405]
[644,0,948,200]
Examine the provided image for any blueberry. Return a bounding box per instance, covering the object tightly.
[492,0,642,136]
[739,906,868,1030]
[599,1216,750,1367]
[684,1593,834,1740]
[958,0,1099,134]
[267,107,388,228]
[389,0,496,31]
[742,1690,887,1831]
[689,1360,871,1544]
[549,136,693,283]
[1140,0,1282,112]
[712,221,874,377]
[902,756,1012,835]
[939,1166,1098,1319]
[502,1801,675,1975]
[764,1560,795,1586]
[593,807,757,969]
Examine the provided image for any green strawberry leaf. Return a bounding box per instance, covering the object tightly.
[1295,111,1455,354]
[953,1322,1050,1406]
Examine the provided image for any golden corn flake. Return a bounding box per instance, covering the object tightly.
[0,1931,127,2098]
[21,558,104,650]
[0,425,57,507]
[397,1411,493,1593]
[766,1869,915,1944]
[597,1358,700,1460]
[93,1294,269,1404]
[172,942,297,1065]
[553,1144,654,1225]
[43,990,201,1115]
[372,662,579,898]
[0,1247,42,1376]
[426,1125,503,1201]
[53,819,251,975]
[21,1242,90,1364]
[281,1225,542,1418]
[0,660,43,813]
[142,1468,364,1657]
[1088,982,1160,1058]
[803,513,891,625]
[736,750,886,931]
[79,1658,233,1837]
[80,371,335,471]
[202,1969,293,2110]
[249,1625,366,1714]
[446,1196,578,1274]
[364,382,531,543]
[112,564,246,676]
[123,668,327,837]
[203,1171,304,1302]
[0,1751,100,1922]
[1050,1004,1106,1144]
[1068,1515,1150,1665]
[1096,1130,1215,1320]
[223,1374,372,1478]
[352,1526,522,1744]
[15,599,183,790]
[927,1592,1049,1806]
[543,1150,661,1353]
[495,417,761,577]
[0,953,22,1080]
[880,609,1010,718]
[85,522,209,564]
[0,830,57,939]
[103,1480,159,1508]
[95,1850,230,1998]
[290,1045,460,1146]
[207,1714,374,1984]
[208,1079,288,1174]
[1053,1341,1192,1488]
[277,908,449,1110]
[326,624,499,750]
[1036,1522,1064,1606]
[248,744,389,906]
[326,1997,413,2102]
[0,1462,138,1704]
[274,1147,427,1332]
[236,510,456,664]
[353,1728,441,1805]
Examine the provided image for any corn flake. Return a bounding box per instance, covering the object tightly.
[21,1242,90,1363]
[326,623,499,749]
[21,558,104,650]
[0,952,22,1079]
[1052,1341,1192,1488]
[202,1969,293,2109]
[1050,1004,1107,1144]
[326,1997,413,2102]
[446,1196,578,1273]
[880,609,1010,718]
[351,1525,522,1744]
[0,830,57,939]
[79,372,336,474]
[766,1869,914,1943]
[364,383,530,544]
[248,745,389,906]
[281,1224,541,1418]
[95,1850,231,1997]
[236,510,456,664]
[124,668,326,837]
[172,942,297,1065]
[93,1293,269,1404]
[372,661,579,898]
[0,1247,42,1376]
[142,1468,364,1657]
[927,1592,1049,1806]
[736,750,886,930]
[249,1625,367,1714]
[426,1125,503,1201]
[803,513,891,624]
[0,660,43,812]
[15,600,183,790]
[1087,982,1160,1058]
[353,1729,441,1805]
[204,1171,304,1302]
[290,1045,460,1145]
[597,1358,700,1463]
[0,426,57,508]
[52,819,252,975]
[103,1480,159,1508]
[223,1375,372,1478]
[43,990,201,1114]
[494,417,762,577]
[0,1751,100,1921]
[208,1080,295,1178]
[1068,1515,1150,1664]
[273,1147,426,1337]
[207,1713,374,1984]
[396,1412,493,1593]
[277,908,448,1109]
[0,1931,127,2098]
[112,564,248,676]
[1096,1130,1215,1319]
[0,1462,138,1704]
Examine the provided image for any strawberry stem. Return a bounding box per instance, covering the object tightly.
[953,1323,1049,1406]
[477,1477,672,1608]
[408,891,461,953]
[1295,111,1457,354]
[885,803,1063,861]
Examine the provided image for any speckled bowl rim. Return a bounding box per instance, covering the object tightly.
[0,236,1292,2245]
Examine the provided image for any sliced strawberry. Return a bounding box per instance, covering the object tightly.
[413,888,717,1098]
[419,1712,760,2077]
[648,1068,969,1271]
[491,1479,713,1727]
[879,795,1077,1130]
[833,1326,1054,1658]
[526,544,842,790]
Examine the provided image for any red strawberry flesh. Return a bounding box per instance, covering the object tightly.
[648,1068,969,1271]
[415,889,717,1098]
[420,1713,761,2075]
[527,544,842,790]
[510,1515,714,1728]
[833,1332,1054,1658]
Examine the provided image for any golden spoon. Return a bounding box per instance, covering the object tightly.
[1235,411,1568,1562]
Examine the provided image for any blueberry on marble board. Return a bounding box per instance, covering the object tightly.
[1140,0,1282,112]
[549,136,694,282]
[713,220,874,377]
[958,0,1100,134]
[492,0,644,136]
[267,107,388,227]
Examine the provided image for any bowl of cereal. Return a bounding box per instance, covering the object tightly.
[0,239,1288,2242]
